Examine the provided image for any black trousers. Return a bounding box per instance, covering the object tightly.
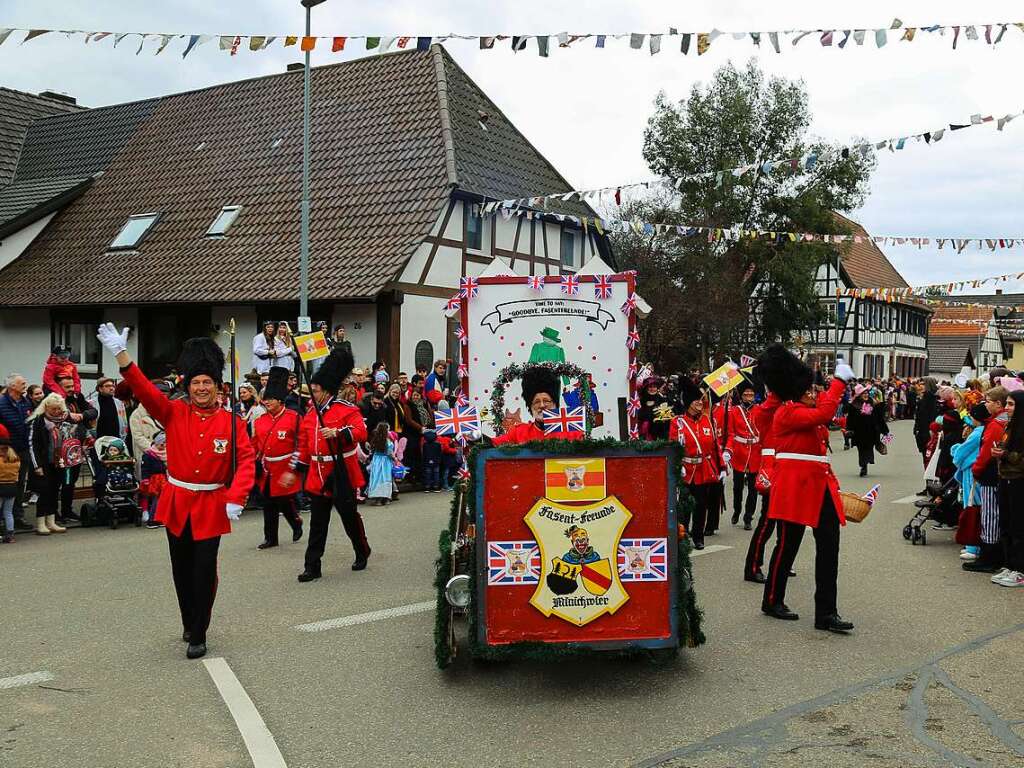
[59,465,81,517]
[262,496,302,545]
[303,490,370,573]
[166,518,221,644]
[743,491,774,577]
[732,471,758,523]
[35,466,63,518]
[762,493,841,620]
[999,479,1024,572]
[13,449,31,519]
[684,483,719,545]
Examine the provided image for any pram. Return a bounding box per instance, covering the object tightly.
[903,477,960,546]
[79,436,142,529]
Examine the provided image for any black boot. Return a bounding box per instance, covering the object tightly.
[297,569,321,582]
[762,603,799,620]
[962,543,1001,573]
[352,546,371,571]
[186,642,207,659]
[731,512,740,525]
[257,541,278,550]
[292,524,303,543]
[815,614,854,633]
[744,570,766,584]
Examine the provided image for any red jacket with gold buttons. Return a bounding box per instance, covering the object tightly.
[752,393,781,494]
[251,406,301,498]
[121,363,255,540]
[294,398,367,496]
[724,403,762,473]
[670,412,723,486]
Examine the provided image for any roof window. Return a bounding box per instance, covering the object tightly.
[206,205,242,237]
[110,213,159,249]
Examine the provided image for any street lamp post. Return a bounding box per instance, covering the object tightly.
[299,0,328,327]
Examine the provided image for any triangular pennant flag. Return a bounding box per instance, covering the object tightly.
[155,34,175,55]
[0,28,14,46]
[284,35,298,47]
[249,35,266,51]
[22,29,50,44]
[300,36,316,52]
[366,36,380,49]
[332,36,346,52]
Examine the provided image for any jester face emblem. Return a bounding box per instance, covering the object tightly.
[564,465,586,492]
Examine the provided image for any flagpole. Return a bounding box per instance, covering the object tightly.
[299,0,328,323]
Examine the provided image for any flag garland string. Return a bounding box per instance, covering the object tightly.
[2,18,1024,59]
[836,270,1024,300]
[490,109,1023,209]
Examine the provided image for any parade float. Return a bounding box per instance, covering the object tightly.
[434,257,705,667]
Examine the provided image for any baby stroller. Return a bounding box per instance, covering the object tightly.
[903,477,960,546]
[80,436,141,529]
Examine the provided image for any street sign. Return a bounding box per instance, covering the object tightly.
[297,315,312,333]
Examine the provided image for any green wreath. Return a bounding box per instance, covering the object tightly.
[489,361,595,436]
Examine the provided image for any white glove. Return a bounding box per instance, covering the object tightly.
[718,470,728,483]
[722,450,732,466]
[723,463,733,478]
[226,503,243,521]
[834,362,856,383]
[97,322,129,356]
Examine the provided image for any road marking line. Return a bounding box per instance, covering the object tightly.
[294,600,435,633]
[202,657,287,768]
[893,494,922,505]
[691,544,732,557]
[0,671,54,690]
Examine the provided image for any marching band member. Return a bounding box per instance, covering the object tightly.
[670,378,724,550]
[251,367,303,550]
[97,324,255,660]
[492,367,584,446]
[743,386,781,583]
[287,348,371,581]
[724,381,762,529]
[758,345,856,632]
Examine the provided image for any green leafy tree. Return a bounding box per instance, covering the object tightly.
[612,61,874,371]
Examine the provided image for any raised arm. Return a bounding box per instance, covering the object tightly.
[97,323,174,426]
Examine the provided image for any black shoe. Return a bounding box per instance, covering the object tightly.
[297,569,321,582]
[292,526,303,543]
[352,547,371,571]
[182,630,191,643]
[859,468,867,477]
[693,540,705,550]
[146,521,163,529]
[186,642,207,659]
[744,570,767,584]
[962,560,999,573]
[257,541,277,550]
[762,603,799,621]
[743,521,752,531]
[731,513,740,525]
[815,614,854,633]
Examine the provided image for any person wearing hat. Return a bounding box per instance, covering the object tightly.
[843,383,889,477]
[724,381,763,529]
[758,344,856,632]
[97,323,256,660]
[743,385,783,583]
[42,344,81,396]
[251,367,303,550]
[285,347,371,580]
[492,366,584,446]
[670,378,724,550]
[637,377,668,440]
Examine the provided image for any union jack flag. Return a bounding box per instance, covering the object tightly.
[487,541,540,585]
[629,423,640,439]
[862,484,881,505]
[456,466,471,481]
[460,276,479,298]
[457,362,469,379]
[740,354,756,368]
[454,388,468,407]
[626,330,640,349]
[594,275,613,299]
[435,405,480,437]
[627,394,641,418]
[560,274,580,296]
[617,538,668,581]
[445,294,462,312]
[541,407,586,434]
[456,324,467,344]
[621,293,638,316]
[628,361,638,380]
[527,275,545,291]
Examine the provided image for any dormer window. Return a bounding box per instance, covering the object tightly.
[110,213,159,250]
[207,205,242,237]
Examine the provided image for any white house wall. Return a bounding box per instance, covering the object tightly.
[0,213,56,273]
[0,308,50,385]
[399,294,447,375]
[331,304,377,366]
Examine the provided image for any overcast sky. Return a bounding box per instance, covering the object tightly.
[2,0,1022,292]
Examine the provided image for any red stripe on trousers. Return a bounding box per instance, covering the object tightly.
[767,523,786,605]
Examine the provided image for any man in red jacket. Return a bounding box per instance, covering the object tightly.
[758,345,856,633]
[670,377,724,551]
[251,367,303,550]
[97,324,255,660]
[285,347,370,581]
[491,366,583,446]
[743,389,781,583]
[724,381,762,529]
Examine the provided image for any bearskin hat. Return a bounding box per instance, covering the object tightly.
[678,376,703,410]
[734,379,755,397]
[757,344,813,402]
[310,347,354,395]
[177,337,225,386]
[262,366,291,402]
[521,365,560,409]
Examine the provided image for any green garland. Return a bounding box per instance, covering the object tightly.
[433,438,705,667]
[489,362,595,434]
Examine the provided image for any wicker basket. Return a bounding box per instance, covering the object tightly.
[841,492,872,523]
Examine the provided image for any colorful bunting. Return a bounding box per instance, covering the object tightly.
[528,275,545,291]
[459,276,479,299]
[594,275,614,299]
[560,274,580,296]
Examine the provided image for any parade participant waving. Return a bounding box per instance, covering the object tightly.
[287,347,371,581]
[670,378,724,551]
[251,367,303,550]
[97,323,255,660]
[492,366,584,446]
[759,345,856,632]
[725,381,762,528]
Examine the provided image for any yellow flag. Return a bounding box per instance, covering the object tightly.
[293,331,330,362]
[703,362,744,397]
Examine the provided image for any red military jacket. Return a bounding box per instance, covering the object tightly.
[121,363,255,541]
[294,397,367,496]
[670,412,722,486]
[725,403,762,473]
[491,421,583,446]
[767,378,846,528]
[251,406,301,498]
[752,393,781,494]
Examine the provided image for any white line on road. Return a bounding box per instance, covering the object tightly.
[893,494,923,505]
[0,671,54,690]
[294,600,436,633]
[202,657,287,768]
[691,544,732,557]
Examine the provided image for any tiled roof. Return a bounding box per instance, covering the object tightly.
[929,323,987,338]
[930,305,994,323]
[927,344,974,372]
[831,211,910,289]
[0,46,597,307]
[0,88,83,185]
[0,176,94,238]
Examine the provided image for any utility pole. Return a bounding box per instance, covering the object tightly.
[833,251,841,374]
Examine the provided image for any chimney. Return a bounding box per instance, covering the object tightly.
[39,90,76,105]
[286,63,305,72]
[996,288,1003,295]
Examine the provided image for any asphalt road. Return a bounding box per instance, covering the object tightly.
[1,420,1021,768]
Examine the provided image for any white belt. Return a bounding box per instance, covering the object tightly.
[761,449,776,457]
[734,436,759,445]
[310,449,357,462]
[681,457,703,465]
[775,452,830,464]
[263,454,293,463]
[167,474,224,492]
